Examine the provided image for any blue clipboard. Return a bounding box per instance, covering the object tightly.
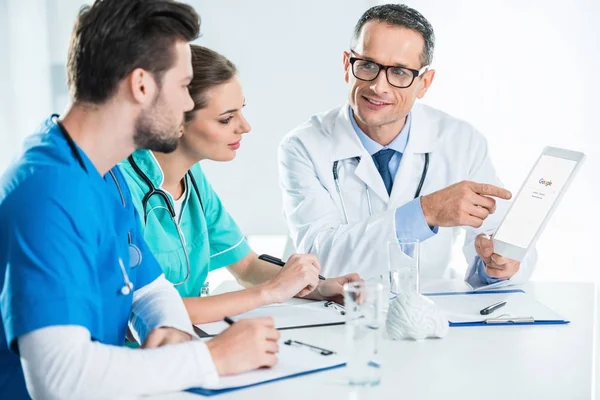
[187,362,346,396]
[424,289,570,327]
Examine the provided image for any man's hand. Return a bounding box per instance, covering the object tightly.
[206,318,280,376]
[141,327,192,349]
[475,233,520,279]
[303,273,363,304]
[421,181,512,228]
[262,253,321,303]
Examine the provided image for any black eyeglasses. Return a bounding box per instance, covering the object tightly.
[349,50,429,89]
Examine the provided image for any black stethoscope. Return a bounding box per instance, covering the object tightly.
[332,153,430,224]
[127,156,203,222]
[53,116,135,296]
[126,156,204,287]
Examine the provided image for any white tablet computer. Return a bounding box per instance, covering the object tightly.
[492,146,585,261]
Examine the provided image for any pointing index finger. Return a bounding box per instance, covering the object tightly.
[470,182,512,200]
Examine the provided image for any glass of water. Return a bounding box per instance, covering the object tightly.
[387,239,420,297]
[344,281,384,386]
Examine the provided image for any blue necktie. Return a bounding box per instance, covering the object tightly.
[372,148,396,195]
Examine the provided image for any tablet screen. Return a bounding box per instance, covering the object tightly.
[493,155,577,248]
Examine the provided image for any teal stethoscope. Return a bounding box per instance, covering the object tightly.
[55,116,135,296]
[332,153,430,224]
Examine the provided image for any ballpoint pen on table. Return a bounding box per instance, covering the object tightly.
[480,300,507,315]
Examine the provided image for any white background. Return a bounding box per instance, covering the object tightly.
[0,0,598,283]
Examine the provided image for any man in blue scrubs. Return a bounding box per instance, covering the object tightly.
[0,1,280,398]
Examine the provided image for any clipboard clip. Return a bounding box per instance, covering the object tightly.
[284,339,335,356]
[324,301,346,315]
[484,313,535,324]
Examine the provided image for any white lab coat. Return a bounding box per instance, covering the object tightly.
[278,103,536,287]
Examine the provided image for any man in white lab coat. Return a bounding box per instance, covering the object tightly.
[278,4,536,287]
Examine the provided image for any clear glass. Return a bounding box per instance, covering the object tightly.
[387,239,420,298]
[344,281,384,386]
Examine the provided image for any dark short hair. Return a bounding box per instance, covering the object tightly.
[67,0,200,104]
[351,4,435,67]
[185,45,238,122]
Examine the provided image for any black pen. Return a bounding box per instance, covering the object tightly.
[480,301,507,315]
[284,339,335,356]
[258,254,326,280]
[223,316,235,325]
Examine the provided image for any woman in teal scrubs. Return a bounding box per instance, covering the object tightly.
[120,45,361,324]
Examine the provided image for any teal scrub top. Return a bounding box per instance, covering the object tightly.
[119,150,251,297]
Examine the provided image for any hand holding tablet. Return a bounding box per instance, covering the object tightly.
[492,146,585,262]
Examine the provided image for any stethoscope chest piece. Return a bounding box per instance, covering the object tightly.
[129,244,142,268]
[120,282,133,296]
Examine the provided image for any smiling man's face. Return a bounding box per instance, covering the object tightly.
[343,21,433,138]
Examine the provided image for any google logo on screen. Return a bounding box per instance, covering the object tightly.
[539,178,552,187]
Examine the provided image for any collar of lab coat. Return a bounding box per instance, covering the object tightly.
[329,103,439,163]
[329,103,440,204]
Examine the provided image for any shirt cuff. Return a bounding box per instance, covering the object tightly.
[194,341,220,387]
[394,198,438,242]
[130,275,197,343]
[475,256,504,284]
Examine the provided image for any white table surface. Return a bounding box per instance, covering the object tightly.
[147,281,596,400]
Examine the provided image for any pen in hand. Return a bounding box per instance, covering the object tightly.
[480,300,507,315]
[258,254,326,280]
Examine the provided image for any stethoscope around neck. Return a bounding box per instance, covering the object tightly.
[53,115,135,296]
[332,152,430,224]
[127,156,204,287]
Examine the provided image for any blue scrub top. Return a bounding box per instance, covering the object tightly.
[0,116,163,399]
